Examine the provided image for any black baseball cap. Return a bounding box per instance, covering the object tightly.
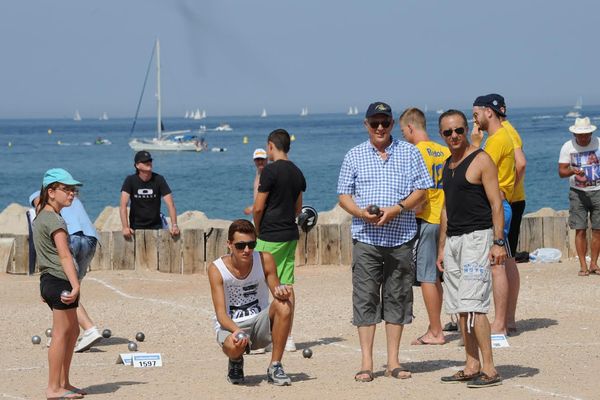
[134,151,152,163]
[365,102,393,119]
[473,94,506,117]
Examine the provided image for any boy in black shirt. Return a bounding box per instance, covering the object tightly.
[254,129,306,352]
[119,151,180,239]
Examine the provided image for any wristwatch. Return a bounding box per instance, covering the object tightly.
[397,201,405,212]
[493,238,505,247]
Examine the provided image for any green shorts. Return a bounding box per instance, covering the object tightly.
[256,239,297,285]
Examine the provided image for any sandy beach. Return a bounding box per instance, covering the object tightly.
[1,259,596,400]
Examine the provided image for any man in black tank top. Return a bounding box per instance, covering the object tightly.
[435,110,507,388]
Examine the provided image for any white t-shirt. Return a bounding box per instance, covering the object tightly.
[559,137,600,191]
[212,252,270,332]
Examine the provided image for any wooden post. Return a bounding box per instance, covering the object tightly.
[305,227,319,265]
[112,232,135,270]
[158,230,182,274]
[318,224,341,265]
[90,231,112,271]
[340,222,352,266]
[0,234,29,274]
[0,237,15,274]
[205,228,226,265]
[182,229,205,274]
[135,230,158,271]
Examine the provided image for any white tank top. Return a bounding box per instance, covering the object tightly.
[213,251,270,331]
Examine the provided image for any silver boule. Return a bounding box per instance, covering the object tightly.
[32,335,42,345]
[135,332,145,342]
[128,342,138,352]
[45,328,52,338]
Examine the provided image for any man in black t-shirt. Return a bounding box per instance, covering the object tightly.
[119,151,180,239]
[254,129,306,352]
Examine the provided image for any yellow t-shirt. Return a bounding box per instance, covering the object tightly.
[484,126,516,202]
[502,120,526,202]
[416,141,450,224]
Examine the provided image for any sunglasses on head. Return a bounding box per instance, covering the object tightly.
[368,120,392,129]
[233,240,257,250]
[441,127,466,137]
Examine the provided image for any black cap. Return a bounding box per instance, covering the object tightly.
[134,151,152,163]
[473,94,506,117]
[365,102,393,119]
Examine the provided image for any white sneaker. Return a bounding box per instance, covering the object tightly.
[285,336,296,352]
[74,328,102,353]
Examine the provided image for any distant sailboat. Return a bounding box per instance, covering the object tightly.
[354,107,358,115]
[566,97,583,118]
[99,112,109,121]
[73,110,82,121]
[347,107,354,116]
[300,107,308,117]
[261,108,267,118]
[184,110,190,119]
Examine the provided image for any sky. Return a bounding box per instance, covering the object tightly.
[0,0,597,118]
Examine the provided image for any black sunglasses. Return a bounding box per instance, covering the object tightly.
[368,120,392,129]
[233,241,257,250]
[442,127,466,137]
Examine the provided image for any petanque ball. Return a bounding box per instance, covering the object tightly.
[32,335,42,345]
[135,332,145,342]
[302,348,313,359]
[235,332,249,341]
[102,329,112,339]
[128,342,138,352]
[60,290,70,297]
[45,328,52,338]
[366,205,380,216]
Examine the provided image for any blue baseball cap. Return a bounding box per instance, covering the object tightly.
[473,94,506,117]
[365,102,393,119]
[42,168,82,188]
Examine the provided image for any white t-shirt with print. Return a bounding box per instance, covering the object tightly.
[559,137,600,191]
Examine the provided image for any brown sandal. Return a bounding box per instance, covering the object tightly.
[384,367,411,379]
[354,370,374,382]
[579,270,590,276]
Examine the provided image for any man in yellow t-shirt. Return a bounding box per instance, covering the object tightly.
[472,94,519,336]
[400,107,450,345]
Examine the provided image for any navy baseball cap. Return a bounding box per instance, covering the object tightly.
[134,151,152,163]
[473,94,506,117]
[365,102,393,119]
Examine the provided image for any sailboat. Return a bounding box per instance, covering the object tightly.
[99,112,109,121]
[129,39,202,152]
[353,107,358,115]
[347,107,354,116]
[300,107,308,117]
[73,110,82,121]
[261,108,267,118]
[566,97,583,118]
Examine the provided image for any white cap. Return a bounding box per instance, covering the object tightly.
[253,148,267,159]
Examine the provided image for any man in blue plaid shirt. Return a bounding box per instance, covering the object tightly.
[337,101,432,382]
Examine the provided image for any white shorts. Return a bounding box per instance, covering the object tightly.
[442,229,492,314]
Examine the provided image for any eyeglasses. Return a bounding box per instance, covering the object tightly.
[368,120,392,129]
[55,186,79,195]
[441,127,466,137]
[233,241,257,250]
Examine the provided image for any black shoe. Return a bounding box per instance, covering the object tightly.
[466,373,502,388]
[227,357,244,384]
[443,321,458,332]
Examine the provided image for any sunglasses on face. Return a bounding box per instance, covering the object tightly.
[441,127,466,137]
[233,240,257,250]
[368,120,392,129]
[55,186,79,195]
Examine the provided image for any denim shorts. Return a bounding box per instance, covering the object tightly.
[415,220,441,284]
[70,233,98,280]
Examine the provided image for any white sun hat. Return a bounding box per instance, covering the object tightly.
[569,117,597,134]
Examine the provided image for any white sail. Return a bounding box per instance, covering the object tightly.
[73,110,82,121]
[347,107,353,115]
[353,107,358,115]
[99,112,109,120]
[201,110,207,119]
[261,108,267,118]
[184,110,189,118]
[574,96,583,110]
[300,107,308,117]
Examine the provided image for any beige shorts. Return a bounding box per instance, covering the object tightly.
[442,229,492,314]
[216,307,272,350]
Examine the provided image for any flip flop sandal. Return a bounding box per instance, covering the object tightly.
[354,370,374,382]
[578,270,590,276]
[590,269,600,275]
[411,335,446,345]
[384,367,411,379]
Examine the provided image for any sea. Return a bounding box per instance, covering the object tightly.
[0,106,594,221]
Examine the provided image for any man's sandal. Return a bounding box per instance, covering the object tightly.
[354,370,374,382]
[384,367,411,379]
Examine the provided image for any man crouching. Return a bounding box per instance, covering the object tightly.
[208,219,293,386]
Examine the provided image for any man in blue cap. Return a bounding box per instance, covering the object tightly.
[337,101,432,381]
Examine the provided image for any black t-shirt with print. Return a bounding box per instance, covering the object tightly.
[258,160,306,242]
[121,172,171,229]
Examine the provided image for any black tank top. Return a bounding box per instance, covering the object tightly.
[443,149,492,236]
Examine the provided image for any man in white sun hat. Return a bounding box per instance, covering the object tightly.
[243,148,268,215]
[558,117,600,276]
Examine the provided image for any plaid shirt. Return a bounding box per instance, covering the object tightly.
[337,138,433,247]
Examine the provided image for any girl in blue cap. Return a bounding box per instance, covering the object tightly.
[32,168,86,400]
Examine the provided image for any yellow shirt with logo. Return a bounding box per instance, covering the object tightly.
[484,126,515,202]
[415,141,450,224]
[502,120,526,202]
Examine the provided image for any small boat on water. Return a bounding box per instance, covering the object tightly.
[214,123,232,132]
[99,112,109,121]
[261,108,267,118]
[94,137,111,145]
[300,107,308,117]
[565,97,583,118]
[128,39,204,152]
[73,110,82,121]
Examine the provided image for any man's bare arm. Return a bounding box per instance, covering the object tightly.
[253,191,268,235]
